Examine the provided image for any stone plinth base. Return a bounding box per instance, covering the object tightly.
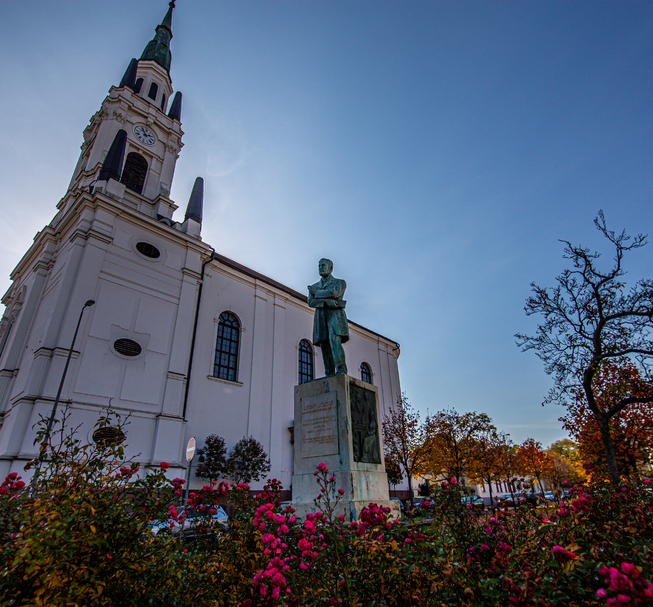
[291,374,399,521]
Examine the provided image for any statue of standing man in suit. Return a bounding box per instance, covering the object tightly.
[308,258,349,376]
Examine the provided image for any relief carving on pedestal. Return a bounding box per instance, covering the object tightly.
[350,383,381,464]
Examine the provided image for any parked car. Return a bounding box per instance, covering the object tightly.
[461,495,485,511]
[494,493,516,507]
[410,496,431,509]
[150,506,228,537]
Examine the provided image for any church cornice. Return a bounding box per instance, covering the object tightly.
[9,226,58,284]
[209,253,401,350]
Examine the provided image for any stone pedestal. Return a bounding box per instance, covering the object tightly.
[291,374,400,520]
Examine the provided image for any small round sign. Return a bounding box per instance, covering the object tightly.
[186,437,196,462]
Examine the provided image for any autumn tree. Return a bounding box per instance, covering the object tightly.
[516,438,551,496]
[561,360,653,479]
[382,394,430,505]
[468,430,509,506]
[493,440,521,498]
[196,434,229,481]
[546,439,584,487]
[423,409,496,484]
[516,212,653,485]
[227,436,271,484]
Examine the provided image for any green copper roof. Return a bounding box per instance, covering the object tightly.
[140,1,175,72]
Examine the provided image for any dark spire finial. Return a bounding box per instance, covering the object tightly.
[119,58,138,90]
[98,130,127,182]
[140,1,175,72]
[168,91,183,121]
[185,177,204,224]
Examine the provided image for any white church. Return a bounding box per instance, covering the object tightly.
[0,3,402,495]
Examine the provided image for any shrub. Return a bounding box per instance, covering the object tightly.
[2,409,652,606]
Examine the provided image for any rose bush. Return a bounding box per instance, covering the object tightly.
[1,410,652,606]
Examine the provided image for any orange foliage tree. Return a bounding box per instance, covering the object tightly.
[423,409,496,485]
[467,430,510,505]
[516,438,552,496]
[561,360,653,479]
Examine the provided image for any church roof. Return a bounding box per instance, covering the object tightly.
[211,252,400,348]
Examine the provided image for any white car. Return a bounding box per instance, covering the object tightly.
[150,506,228,537]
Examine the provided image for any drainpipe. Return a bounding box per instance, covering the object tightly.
[182,247,215,418]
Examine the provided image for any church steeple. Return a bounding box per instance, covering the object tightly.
[65,0,185,222]
[140,1,175,73]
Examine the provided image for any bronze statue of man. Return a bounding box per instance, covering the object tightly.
[308,258,349,376]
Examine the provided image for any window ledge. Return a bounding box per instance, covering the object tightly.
[207,375,243,387]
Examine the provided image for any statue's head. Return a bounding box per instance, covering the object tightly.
[318,258,333,277]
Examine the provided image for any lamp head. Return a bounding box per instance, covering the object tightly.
[84,300,96,307]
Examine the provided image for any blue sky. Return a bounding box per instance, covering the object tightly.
[1,1,652,448]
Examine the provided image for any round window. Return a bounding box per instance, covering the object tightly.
[136,242,160,259]
[113,338,142,357]
[92,426,125,446]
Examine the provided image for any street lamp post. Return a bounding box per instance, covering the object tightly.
[33,299,96,480]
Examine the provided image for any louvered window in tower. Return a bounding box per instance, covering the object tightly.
[121,152,148,194]
[214,312,240,382]
[148,82,158,100]
[298,340,314,384]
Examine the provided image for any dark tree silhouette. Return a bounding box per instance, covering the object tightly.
[516,212,653,485]
[227,436,271,484]
[382,394,429,506]
[195,434,228,481]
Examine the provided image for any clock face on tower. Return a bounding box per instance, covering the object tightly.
[134,125,156,146]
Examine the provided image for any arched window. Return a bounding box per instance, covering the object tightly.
[298,340,314,385]
[214,312,240,382]
[360,362,373,384]
[121,152,148,194]
[148,82,158,101]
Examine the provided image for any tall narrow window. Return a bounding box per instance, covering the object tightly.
[360,362,373,384]
[133,78,144,94]
[121,152,148,194]
[148,82,158,100]
[214,312,240,382]
[298,340,314,385]
[160,94,167,112]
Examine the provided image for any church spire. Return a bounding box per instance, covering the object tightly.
[140,1,175,73]
[185,177,204,224]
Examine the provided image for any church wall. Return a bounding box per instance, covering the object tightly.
[181,259,401,492]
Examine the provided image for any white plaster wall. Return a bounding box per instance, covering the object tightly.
[184,261,401,492]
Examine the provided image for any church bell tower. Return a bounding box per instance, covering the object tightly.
[63,1,197,235]
[0,1,209,478]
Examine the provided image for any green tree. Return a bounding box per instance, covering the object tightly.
[516,212,653,485]
[196,434,228,481]
[546,439,584,486]
[227,436,271,484]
